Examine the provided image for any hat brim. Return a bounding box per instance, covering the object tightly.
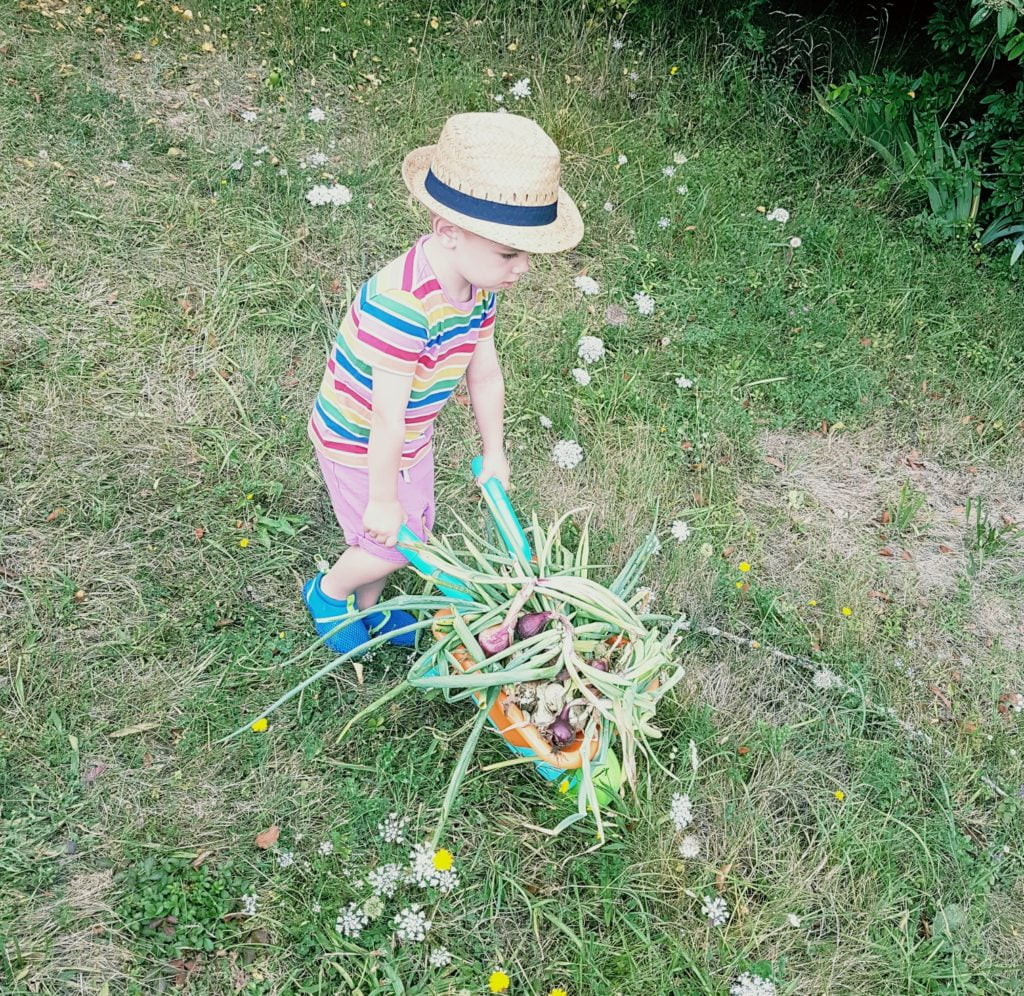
[402,145,584,254]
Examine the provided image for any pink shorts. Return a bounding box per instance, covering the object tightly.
[316,450,436,565]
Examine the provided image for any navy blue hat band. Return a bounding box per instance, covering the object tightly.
[424,168,557,228]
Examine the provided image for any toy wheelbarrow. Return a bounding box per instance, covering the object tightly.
[397,457,624,804]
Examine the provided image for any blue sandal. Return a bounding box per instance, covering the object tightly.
[302,574,370,655]
[365,607,419,648]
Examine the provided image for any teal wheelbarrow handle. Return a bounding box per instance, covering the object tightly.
[396,524,474,601]
[470,455,533,565]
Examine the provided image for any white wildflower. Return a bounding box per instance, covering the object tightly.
[510,77,531,100]
[702,894,729,927]
[617,153,628,165]
[633,291,656,316]
[368,863,404,898]
[675,376,693,388]
[407,842,437,888]
[240,110,257,123]
[335,902,368,938]
[254,160,263,167]
[308,106,326,122]
[306,151,329,168]
[254,145,269,155]
[306,183,353,206]
[312,901,321,913]
[660,335,672,346]
[276,850,295,869]
[574,275,600,296]
[789,236,802,248]
[676,184,689,196]
[378,812,408,844]
[434,869,459,894]
[612,38,624,50]
[678,835,701,859]
[241,893,258,916]
[786,913,802,927]
[493,93,504,103]
[670,520,691,543]
[539,415,553,429]
[730,971,776,996]
[673,152,689,165]
[429,946,453,967]
[766,207,789,223]
[663,165,676,177]
[117,160,133,171]
[628,70,639,82]
[658,217,671,229]
[572,367,592,387]
[812,668,844,691]
[689,739,699,772]
[669,792,693,831]
[394,904,432,943]
[230,160,244,171]
[603,200,614,213]
[577,335,605,363]
[277,167,288,176]
[551,439,584,470]
[318,840,334,856]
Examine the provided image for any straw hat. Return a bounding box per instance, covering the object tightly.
[402,112,583,254]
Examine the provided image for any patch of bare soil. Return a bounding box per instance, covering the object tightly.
[741,429,1024,647]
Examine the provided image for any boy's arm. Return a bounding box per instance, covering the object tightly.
[465,335,510,491]
[364,368,413,546]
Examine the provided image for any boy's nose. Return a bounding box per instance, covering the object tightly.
[512,255,530,276]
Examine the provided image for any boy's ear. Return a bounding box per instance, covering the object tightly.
[431,212,463,248]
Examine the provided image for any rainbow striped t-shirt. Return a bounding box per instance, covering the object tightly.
[308,235,497,470]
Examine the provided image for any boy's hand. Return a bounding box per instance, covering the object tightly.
[475,451,511,492]
[363,499,405,547]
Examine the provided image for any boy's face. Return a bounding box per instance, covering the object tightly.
[449,227,531,292]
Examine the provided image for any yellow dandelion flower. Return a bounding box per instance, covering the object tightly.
[558,779,570,794]
[834,789,845,801]
[738,561,751,572]
[841,606,853,616]
[735,581,743,589]
[489,970,511,993]
[807,599,817,606]
[250,717,268,732]
[245,492,254,500]
[669,65,679,75]
[550,989,569,996]
[238,538,249,548]
[432,848,453,871]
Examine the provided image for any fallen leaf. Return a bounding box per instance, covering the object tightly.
[715,863,732,892]
[109,721,161,738]
[879,547,894,557]
[765,456,785,470]
[722,546,736,558]
[737,746,750,756]
[961,721,978,734]
[900,550,912,561]
[193,526,205,540]
[46,507,65,522]
[938,544,953,554]
[329,278,341,294]
[214,618,235,629]
[73,589,86,602]
[254,825,279,850]
[878,508,891,525]
[867,590,892,602]
[28,274,49,290]
[191,850,213,870]
[903,450,925,470]
[929,684,952,712]
[83,763,108,783]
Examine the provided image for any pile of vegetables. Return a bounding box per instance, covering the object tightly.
[226,495,688,841]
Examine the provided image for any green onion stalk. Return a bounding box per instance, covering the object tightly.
[222,509,687,842]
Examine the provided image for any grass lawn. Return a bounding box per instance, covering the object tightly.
[2,1,1023,993]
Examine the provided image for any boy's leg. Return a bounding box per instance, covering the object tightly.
[320,545,400,605]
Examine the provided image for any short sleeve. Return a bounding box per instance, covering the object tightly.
[477,292,497,342]
[350,285,428,376]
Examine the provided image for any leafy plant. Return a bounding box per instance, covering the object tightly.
[115,854,250,957]
[225,502,685,843]
[964,496,1023,576]
[885,482,928,536]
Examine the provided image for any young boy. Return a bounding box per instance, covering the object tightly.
[304,111,583,654]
